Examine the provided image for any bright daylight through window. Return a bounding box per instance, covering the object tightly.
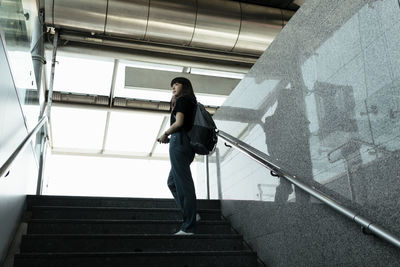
[43,52,242,198]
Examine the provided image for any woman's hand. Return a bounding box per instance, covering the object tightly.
[157,133,170,144]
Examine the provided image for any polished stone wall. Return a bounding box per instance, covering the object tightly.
[212,0,400,265]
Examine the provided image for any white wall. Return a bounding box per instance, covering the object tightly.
[0,35,39,263]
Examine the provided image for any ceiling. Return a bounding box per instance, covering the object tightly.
[45,51,237,160]
[40,0,301,160]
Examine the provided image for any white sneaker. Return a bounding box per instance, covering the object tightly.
[196,213,201,222]
[174,230,194,235]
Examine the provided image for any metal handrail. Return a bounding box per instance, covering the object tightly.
[327,138,393,163]
[0,116,48,178]
[217,129,400,249]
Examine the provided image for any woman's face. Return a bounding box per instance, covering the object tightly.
[172,82,183,97]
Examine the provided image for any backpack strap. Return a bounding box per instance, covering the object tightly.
[180,100,197,146]
[172,113,184,145]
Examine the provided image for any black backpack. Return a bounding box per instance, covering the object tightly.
[187,102,218,155]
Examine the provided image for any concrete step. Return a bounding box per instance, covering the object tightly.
[27,195,220,210]
[30,206,222,221]
[14,251,258,267]
[21,234,248,253]
[27,219,234,235]
[18,196,262,267]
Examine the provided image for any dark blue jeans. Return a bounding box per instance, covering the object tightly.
[168,131,197,233]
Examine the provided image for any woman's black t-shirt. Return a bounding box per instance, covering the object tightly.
[171,96,196,132]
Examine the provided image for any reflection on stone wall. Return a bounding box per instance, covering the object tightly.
[214,0,400,265]
[215,0,400,209]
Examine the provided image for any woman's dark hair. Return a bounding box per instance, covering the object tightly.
[170,77,196,102]
[169,95,176,112]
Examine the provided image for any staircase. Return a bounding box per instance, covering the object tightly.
[14,195,262,267]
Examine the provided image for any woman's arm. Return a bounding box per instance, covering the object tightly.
[157,112,184,143]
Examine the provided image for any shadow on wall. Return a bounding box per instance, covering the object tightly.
[261,86,312,203]
[216,78,314,204]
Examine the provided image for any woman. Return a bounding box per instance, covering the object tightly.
[157,77,197,235]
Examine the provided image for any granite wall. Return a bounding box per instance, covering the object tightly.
[211,0,400,265]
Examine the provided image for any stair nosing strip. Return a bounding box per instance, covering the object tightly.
[16,251,256,257]
[27,195,221,203]
[29,219,229,224]
[22,234,242,239]
[31,206,221,212]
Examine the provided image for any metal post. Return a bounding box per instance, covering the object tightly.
[215,148,222,199]
[31,9,45,92]
[204,155,210,200]
[46,29,59,120]
[101,59,119,154]
[31,12,48,194]
[36,133,48,195]
[36,29,58,194]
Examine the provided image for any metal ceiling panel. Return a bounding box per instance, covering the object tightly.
[44,0,53,25]
[146,0,196,45]
[190,0,241,51]
[105,0,149,39]
[52,0,108,33]
[48,42,253,73]
[46,0,295,55]
[233,3,284,54]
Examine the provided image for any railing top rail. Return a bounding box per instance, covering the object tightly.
[216,129,400,249]
[0,116,48,178]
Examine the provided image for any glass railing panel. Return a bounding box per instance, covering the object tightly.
[0,0,40,131]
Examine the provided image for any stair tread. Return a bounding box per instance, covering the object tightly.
[23,234,242,239]
[29,219,229,224]
[31,206,221,212]
[21,195,257,267]
[16,251,256,256]
[27,195,220,208]
[20,196,259,266]
[28,195,220,203]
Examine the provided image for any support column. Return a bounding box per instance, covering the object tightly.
[36,29,58,195]
[204,155,210,200]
